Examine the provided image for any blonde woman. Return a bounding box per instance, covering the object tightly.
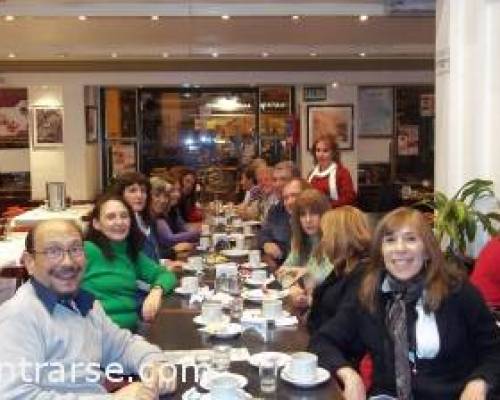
[307,206,371,334]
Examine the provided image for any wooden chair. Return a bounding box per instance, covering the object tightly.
[0,266,29,289]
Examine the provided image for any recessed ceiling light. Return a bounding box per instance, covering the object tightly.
[359,15,369,22]
[111,52,118,58]
[261,52,269,58]
[151,15,159,21]
[331,81,339,88]
[162,52,169,58]
[211,52,219,58]
[359,52,366,57]
[309,52,317,57]
[291,15,300,21]
[221,15,230,20]
[4,15,15,22]
[78,15,87,21]
[57,53,67,58]
[7,53,16,58]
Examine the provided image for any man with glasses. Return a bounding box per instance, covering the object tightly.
[0,219,175,399]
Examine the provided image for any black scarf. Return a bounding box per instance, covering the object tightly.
[383,272,425,400]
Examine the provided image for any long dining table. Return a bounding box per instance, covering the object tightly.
[146,260,343,399]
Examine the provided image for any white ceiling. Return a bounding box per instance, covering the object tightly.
[0,1,435,63]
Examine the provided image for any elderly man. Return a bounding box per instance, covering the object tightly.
[258,176,308,271]
[0,219,175,399]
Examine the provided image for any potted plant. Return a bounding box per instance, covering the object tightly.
[418,179,500,267]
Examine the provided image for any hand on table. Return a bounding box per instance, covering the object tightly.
[142,287,163,322]
[163,259,185,273]
[112,382,159,400]
[460,379,488,400]
[276,266,306,288]
[336,367,366,400]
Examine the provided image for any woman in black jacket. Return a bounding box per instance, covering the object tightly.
[309,207,500,400]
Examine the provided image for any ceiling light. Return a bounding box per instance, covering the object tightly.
[151,15,159,21]
[78,15,87,21]
[162,52,169,58]
[309,52,317,57]
[359,52,366,57]
[4,15,15,22]
[57,53,67,58]
[7,53,16,58]
[291,15,300,21]
[221,15,230,20]
[332,81,339,88]
[111,52,118,58]
[211,52,219,58]
[359,15,369,22]
[261,52,269,58]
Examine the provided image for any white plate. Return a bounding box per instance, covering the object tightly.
[244,276,275,286]
[174,287,198,296]
[241,261,267,270]
[199,323,243,338]
[241,289,286,302]
[182,388,250,400]
[280,365,331,388]
[248,351,292,368]
[199,371,248,391]
[242,308,290,320]
[221,249,249,257]
[193,315,230,326]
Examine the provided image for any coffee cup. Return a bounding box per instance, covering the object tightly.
[261,299,282,319]
[181,276,199,293]
[250,269,267,282]
[209,375,239,399]
[288,352,318,383]
[249,250,261,268]
[201,301,223,324]
[188,256,203,271]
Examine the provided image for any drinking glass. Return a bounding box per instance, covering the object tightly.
[227,274,241,296]
[230,297,244,320]
[195,352,212,384]
[259,357,278,393]
[212,345,231,372]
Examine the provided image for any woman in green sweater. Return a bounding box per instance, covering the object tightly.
[81,192,176,331]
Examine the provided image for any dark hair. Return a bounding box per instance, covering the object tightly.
[310,134,340,165]
[241,167,257,185]
[86,192,144,261]
[108,171,152,227]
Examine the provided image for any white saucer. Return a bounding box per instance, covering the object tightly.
[221,249,249,257]
[182,388,250,400]
[249,351,292,368]
[280,365,331,388]
[174,287,198,296]
[199,323,243,338]
[200,371,248,391]
[193,314,230,326]
[244,276,275,286]
[241,289,286,302]
[241,261,267,269]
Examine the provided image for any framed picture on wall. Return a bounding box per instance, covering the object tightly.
[85,106,98,143]
[307,104,354,150]
[358,86,394,137]
[0,88,30,149]
[33,107,64,148]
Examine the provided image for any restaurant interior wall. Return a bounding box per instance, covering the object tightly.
[0,69,433,201]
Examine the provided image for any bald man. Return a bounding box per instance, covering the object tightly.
[0,219,175,399]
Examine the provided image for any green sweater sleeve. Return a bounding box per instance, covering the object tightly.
[135,252,177,294]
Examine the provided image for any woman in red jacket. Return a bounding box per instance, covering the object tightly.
[308,133,356,208]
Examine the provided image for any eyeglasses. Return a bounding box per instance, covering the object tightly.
[33,245,85,262]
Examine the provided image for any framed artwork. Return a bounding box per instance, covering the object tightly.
[303,85,327,102]
[85,106,98,143]
[108,141,137,178]
[397,124,419,156]
[358,86,394,137]
[33,107,64,148]
[0,88,29,148]
[307,104,353,150]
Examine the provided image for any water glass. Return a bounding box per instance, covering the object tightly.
[227,274,241,296]
[230,297,244,320]
[259,357,278,393]
[212,345,231,372]
[215,273,229,294]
